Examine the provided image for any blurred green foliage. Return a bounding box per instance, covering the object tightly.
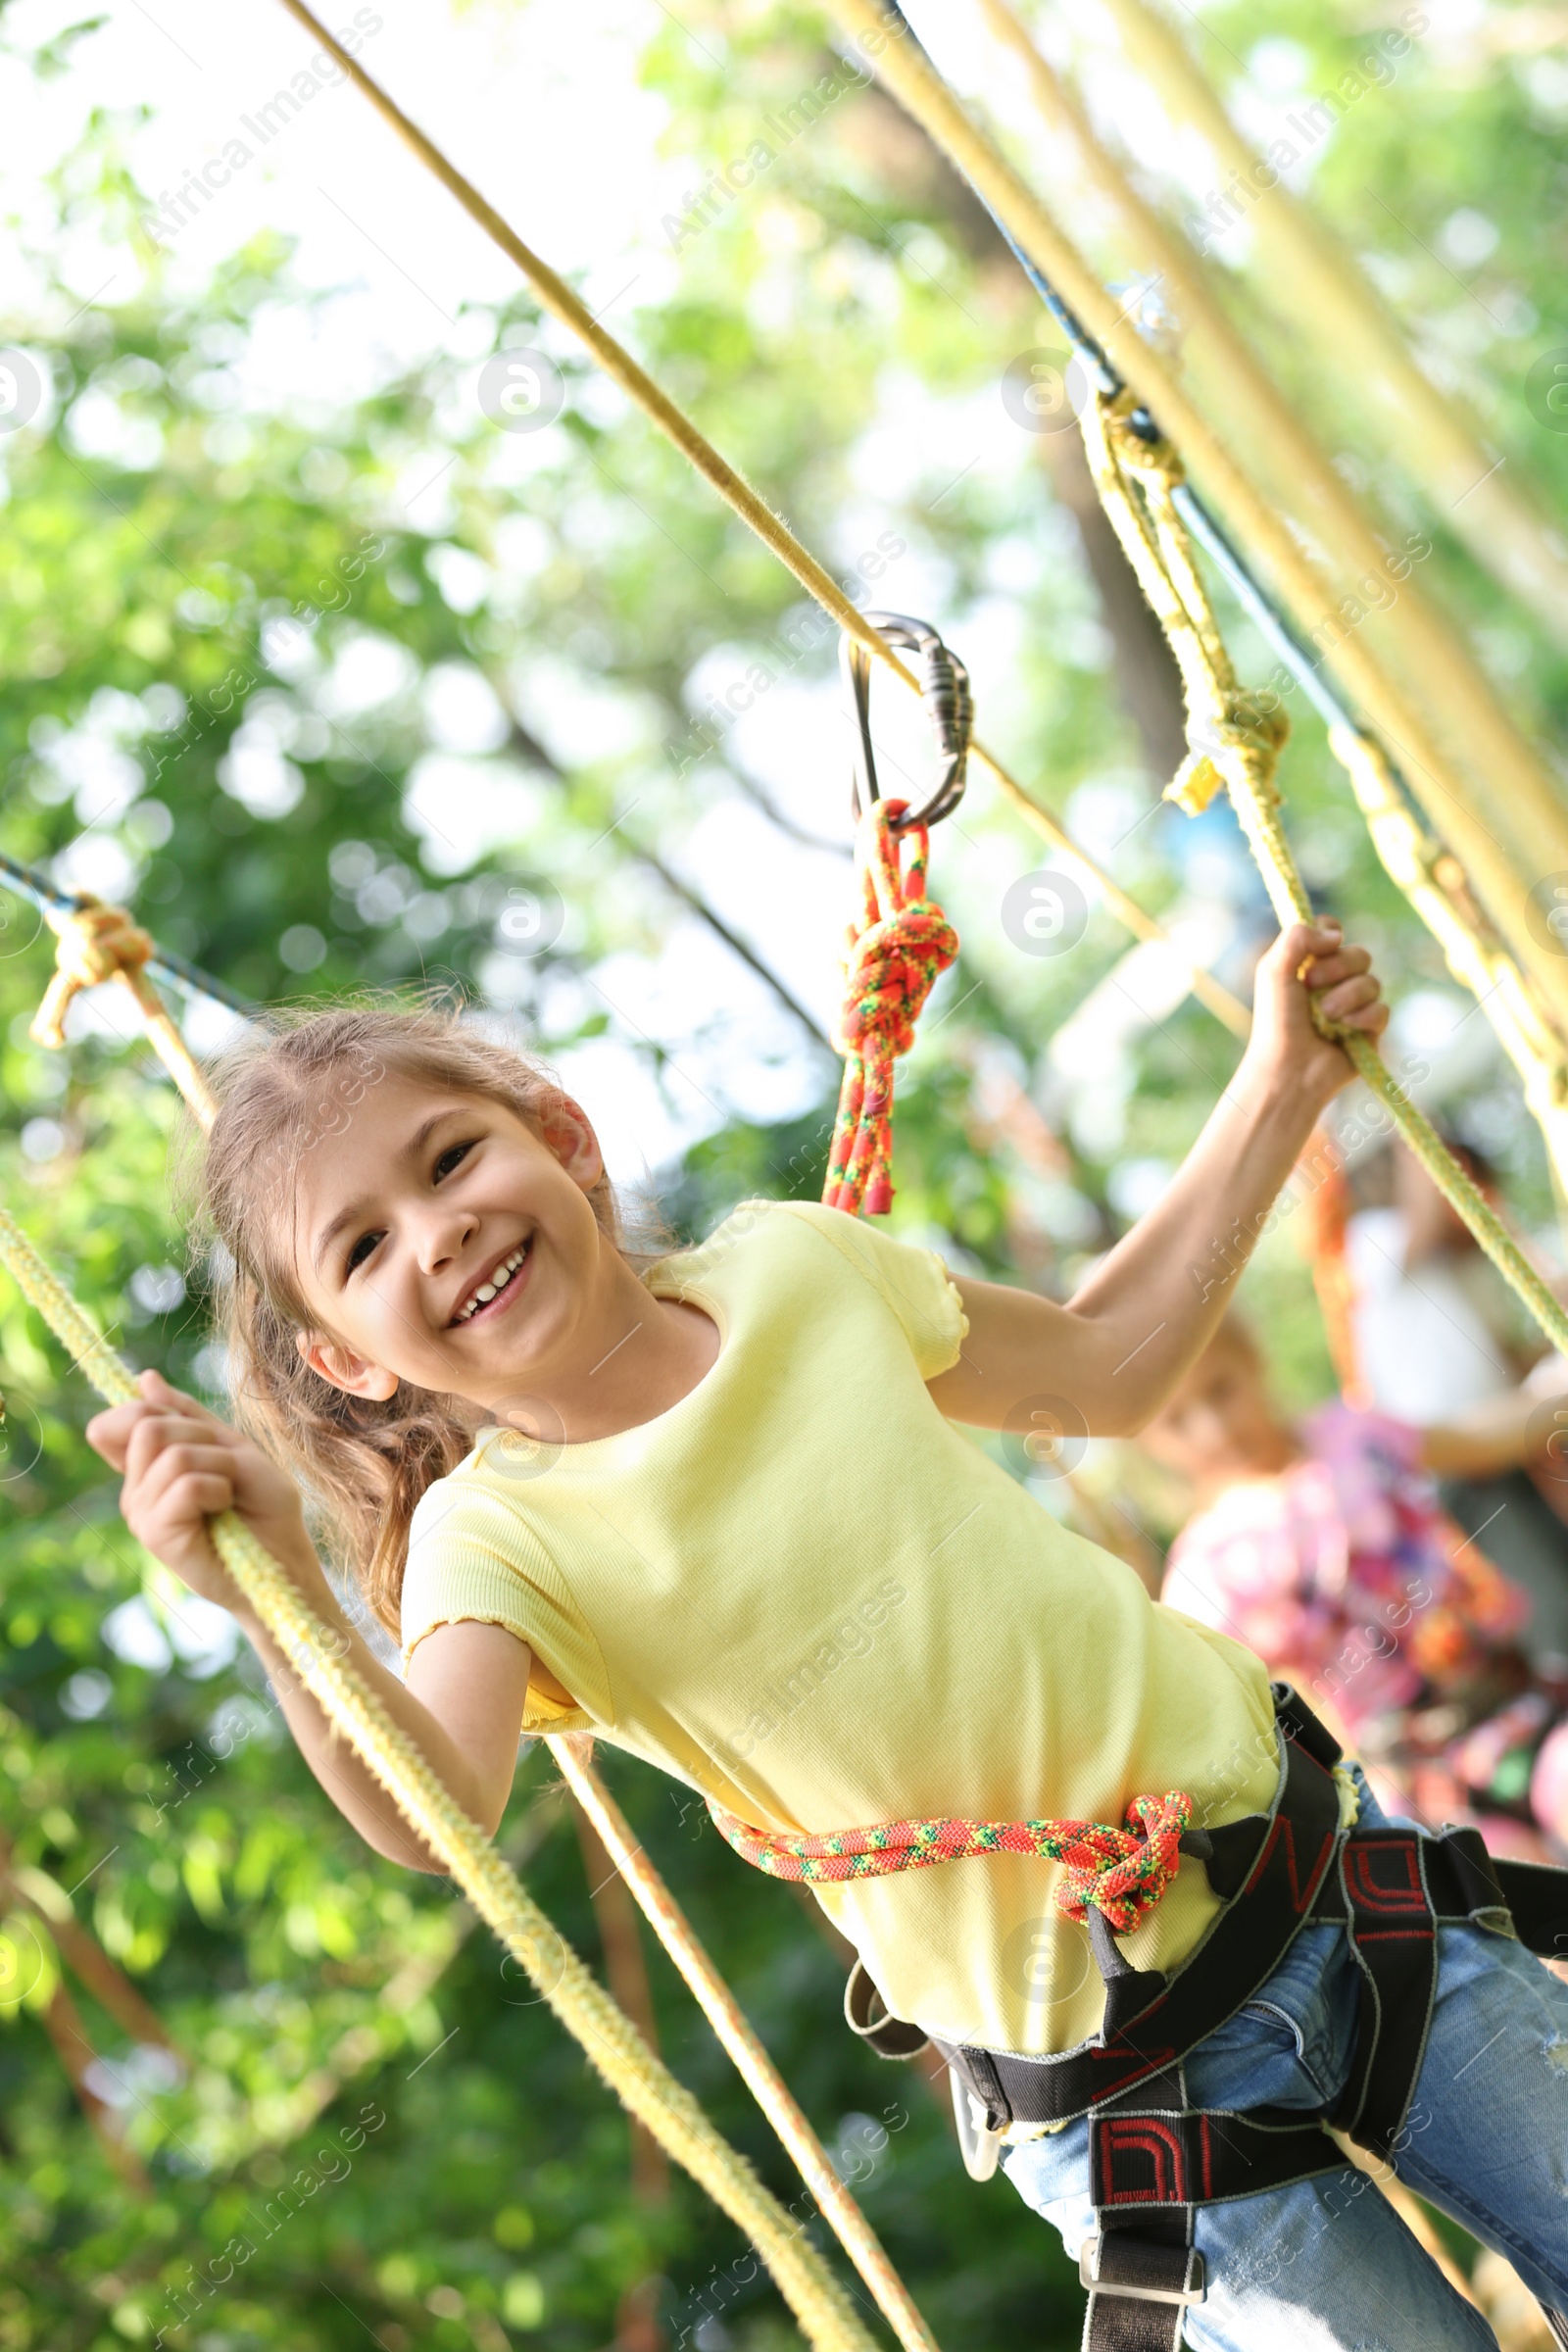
[1,0,1565,2344]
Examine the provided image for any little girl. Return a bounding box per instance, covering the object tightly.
[1147,1316,1568,1859]
[87,920,1568,2349]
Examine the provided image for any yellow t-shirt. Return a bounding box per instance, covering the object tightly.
[400,1200,1282,2055]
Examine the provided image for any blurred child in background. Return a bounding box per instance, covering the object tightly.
[1341,1135,1568,1654]
[1146,1315,1568,1859]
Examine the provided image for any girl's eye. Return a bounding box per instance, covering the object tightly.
[434,1141,473,1181]
[346,1231,382,1273]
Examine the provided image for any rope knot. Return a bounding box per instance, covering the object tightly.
[31,899,157,1050]
[1051,1789,1195,1934]
[1102,390,1185,492]
[835,902,957,1059]
[1166,697,1292,817]
[824,801,957,1216]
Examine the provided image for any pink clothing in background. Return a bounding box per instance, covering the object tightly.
[1161,1402,1529,1741]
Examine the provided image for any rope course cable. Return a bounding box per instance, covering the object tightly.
[1327,729,1568,1198]
[14,926,941,2352]
[944,0,1568,1200]
[263,0,1250,1043]
[821,0,1568,1043]
[552,1740,944,2352]
[1083,0,1568,654]
[0,848,253,1019]
[1077,386,1568,1360]
[787,0,1568,1344]
[29,898,220,1129]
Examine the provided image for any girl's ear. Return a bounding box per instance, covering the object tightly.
[537,1095,604,1195]
[297,1329,400,1401]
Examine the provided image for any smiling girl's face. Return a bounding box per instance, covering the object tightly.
[288,1072,613,1412]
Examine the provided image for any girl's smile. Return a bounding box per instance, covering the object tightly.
[449,1236,533,1327]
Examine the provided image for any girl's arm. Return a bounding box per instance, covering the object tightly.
[87,1372,532,1873]
[929,920,1387,1438]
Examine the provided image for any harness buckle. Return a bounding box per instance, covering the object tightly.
[949,2072,1004,2181]
[1078,2238,1206,2305]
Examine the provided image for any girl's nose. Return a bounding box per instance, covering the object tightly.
[416,1208,476,1274]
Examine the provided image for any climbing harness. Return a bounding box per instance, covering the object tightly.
[859,1686,1568,2348]
[19,8,1568,2341]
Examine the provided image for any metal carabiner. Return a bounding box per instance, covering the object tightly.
[840,612,973,833]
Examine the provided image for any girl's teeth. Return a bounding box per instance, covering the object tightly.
[458,1246,527,1322]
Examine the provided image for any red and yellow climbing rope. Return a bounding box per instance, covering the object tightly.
[711,1789,1197,1935]
[824,799,958,1217]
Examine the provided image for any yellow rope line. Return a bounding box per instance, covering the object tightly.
[21,947,936,2350]
[263,0,1248,1041]
[1077,387,1568,1360]
[553,1738,942,2352]
[0,1205,878,2352]
[955,0,1568,1210]
[1328,728,1568,1201]
[819,0,1568,1049]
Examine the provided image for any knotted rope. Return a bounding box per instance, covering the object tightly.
[824,800,957,1217]
[1080,385,1568,1364]
[710,1790,1195,1936]
[30,897,219,1126]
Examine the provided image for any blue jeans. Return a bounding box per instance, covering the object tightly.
[1003,1774,1568,2348]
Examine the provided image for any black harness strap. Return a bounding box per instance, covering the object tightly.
[936,1690,1568,2351]
[1082,2061,1349,2351]
[1316,1830,1440,2158]
[849,1690,1568,2346]
[942,1722,1345,2133]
